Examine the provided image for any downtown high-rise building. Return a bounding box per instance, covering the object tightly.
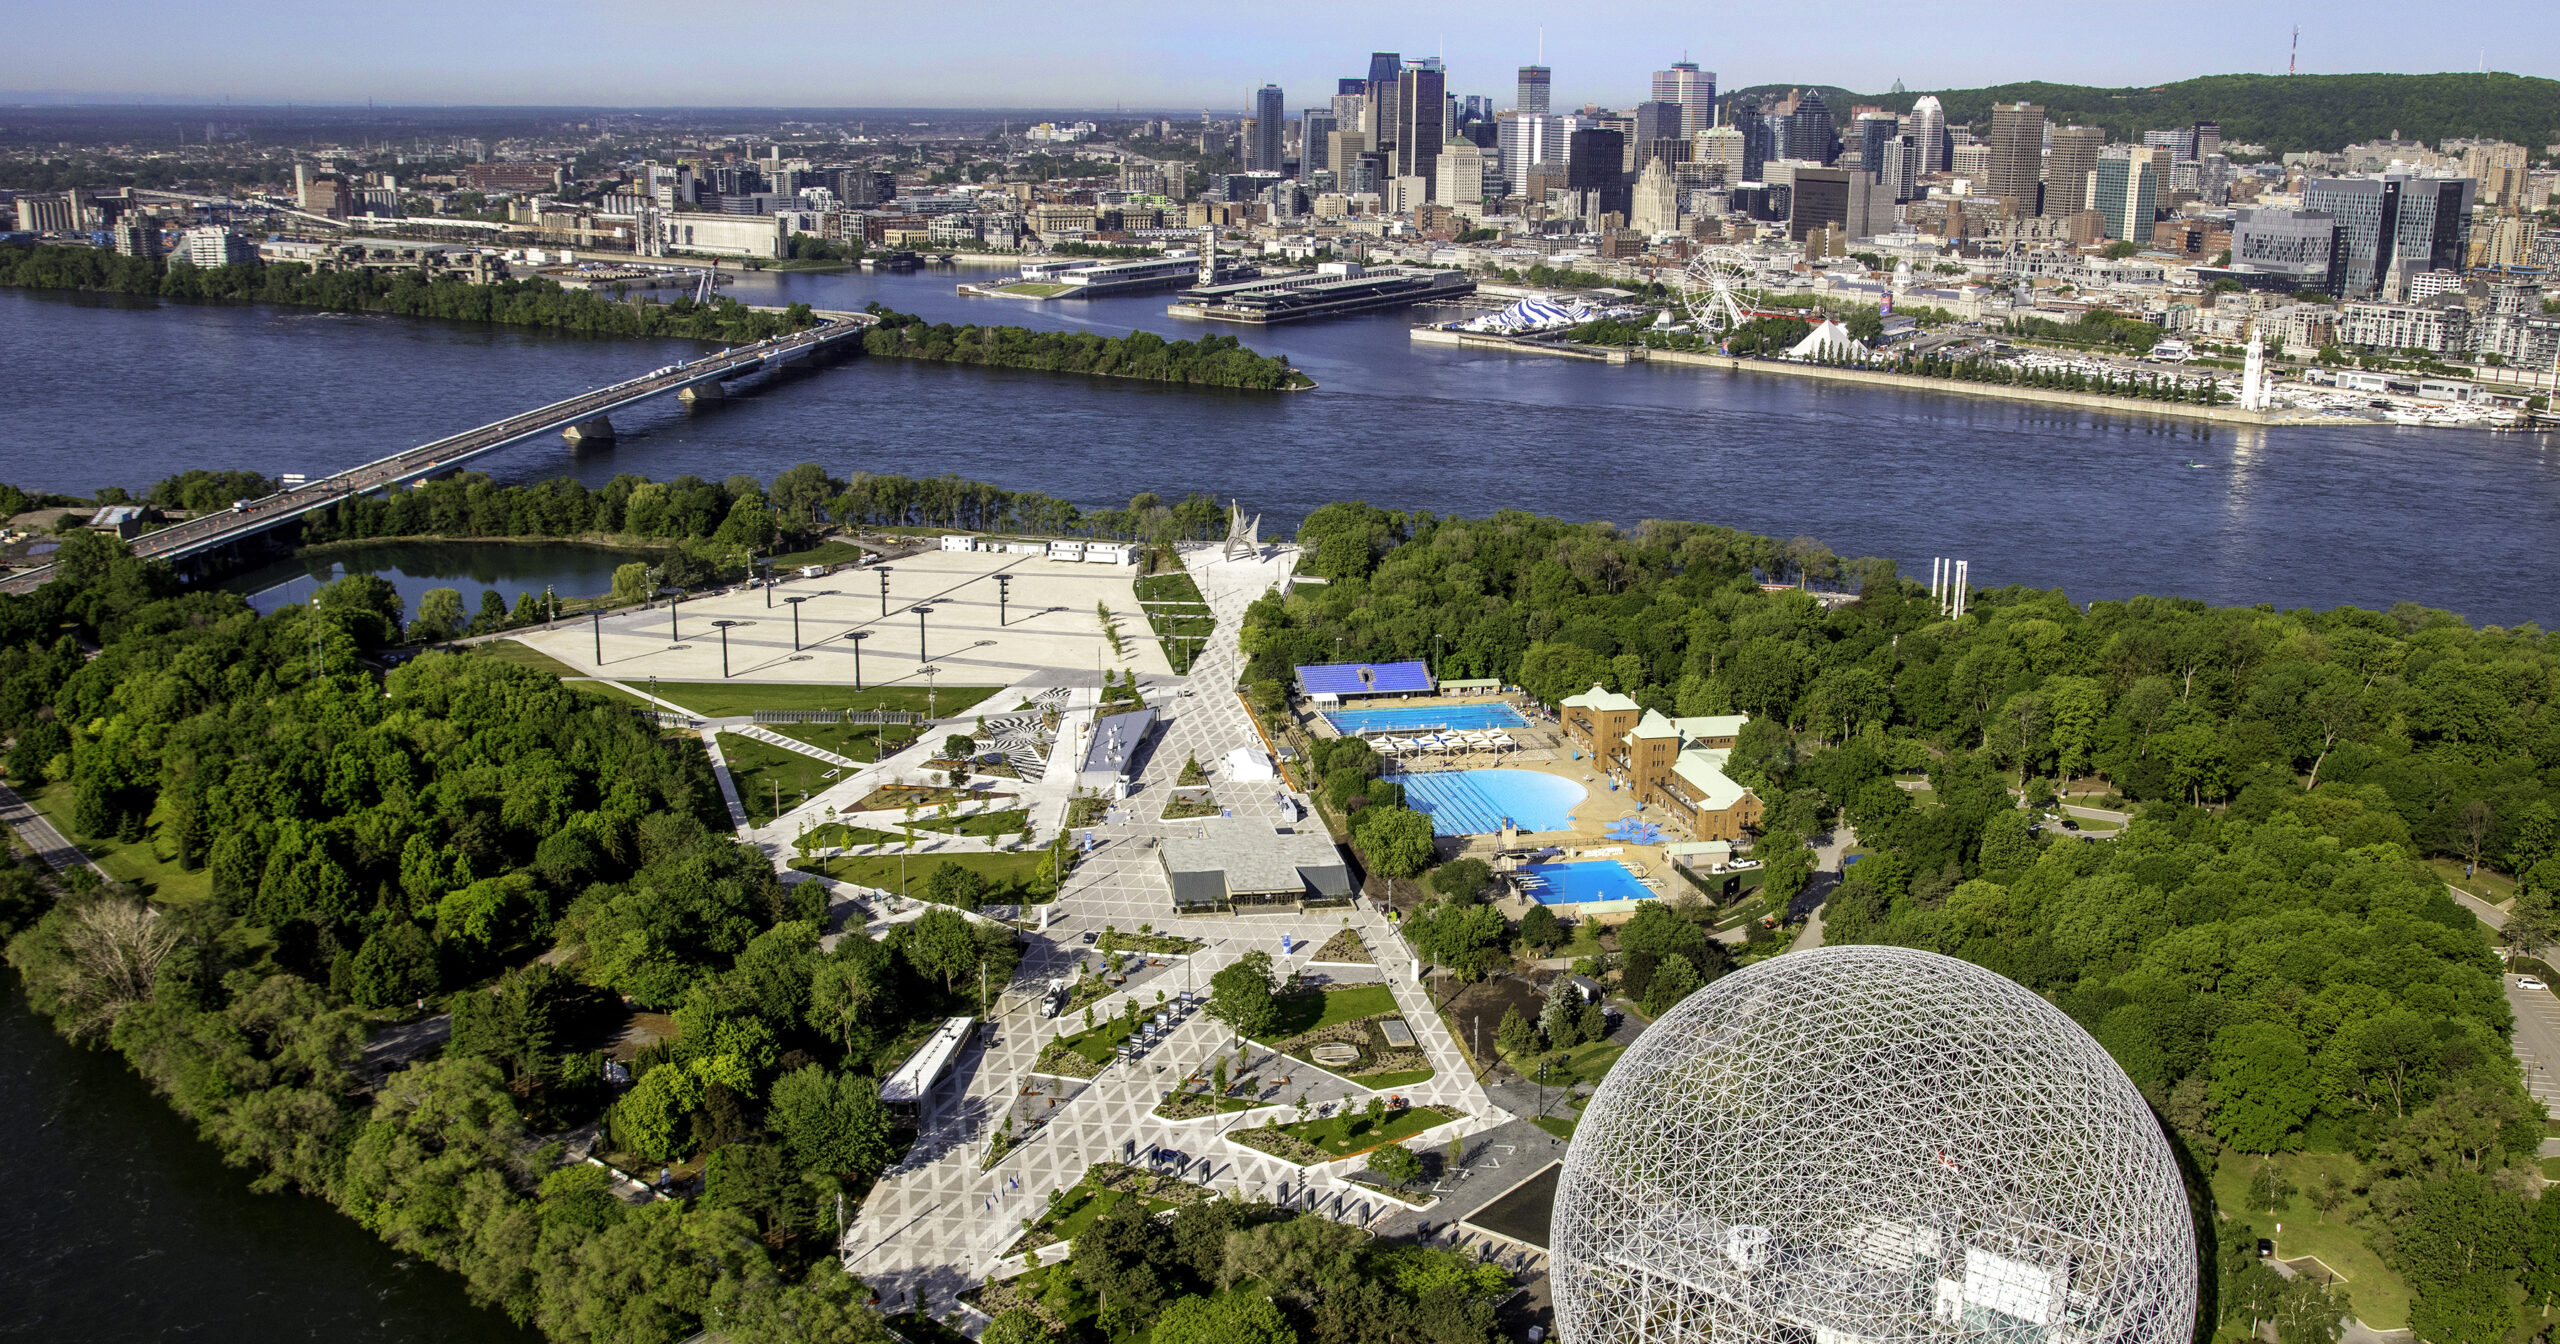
[2043,125,2104,218]
[1907,95,1949,174]
[2304,174,2478,297]
[1651,62,1716,136]
[1364,52,1400,144]
[1985,101,2045,216]
[1566,126,1630,220]
[1251,84,1286,173]
[1517,65,1551,114]
[1393,59,1448,196]
[1302,108,1339,173]
[1855,112,1898,183]
[1634,101,1685,164]
[2090,150,2159,242]
[1792,90,1838,165]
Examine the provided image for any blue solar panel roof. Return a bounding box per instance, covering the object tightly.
[1295,660,1433,696]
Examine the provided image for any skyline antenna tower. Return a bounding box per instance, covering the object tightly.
[2289,25,2298,75]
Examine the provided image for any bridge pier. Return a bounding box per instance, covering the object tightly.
[678,381,726,406]
[562,415,616,447]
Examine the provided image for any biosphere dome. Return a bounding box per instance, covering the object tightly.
[1551,945,2193,1344]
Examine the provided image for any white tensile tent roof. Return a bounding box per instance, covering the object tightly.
[1224,746,1276,781]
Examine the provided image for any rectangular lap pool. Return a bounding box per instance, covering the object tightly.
[1387,769,1586,836]
[1519,861,1653,906]
[1324,703,1529,735]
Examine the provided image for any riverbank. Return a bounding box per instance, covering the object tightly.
[1410,326,2335,427]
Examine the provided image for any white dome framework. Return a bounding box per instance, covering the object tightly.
[1551,946,2193,1344]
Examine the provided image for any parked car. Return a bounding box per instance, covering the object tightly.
[1080,931,1099,945]
[2519,976,2548,991]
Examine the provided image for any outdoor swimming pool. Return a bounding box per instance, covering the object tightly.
[1388,769,1585,836]
[1324,703,1530,735]
[1519,861,1654,906]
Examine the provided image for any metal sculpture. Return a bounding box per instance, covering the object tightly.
[1552,945,2193,1344]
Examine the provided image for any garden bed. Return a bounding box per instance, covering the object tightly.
[1153,1089,1266,1120]
[1229,1104,1453,1166]
[1260,985,1431,1082]
[1309,927,1372,964]
[1097,928,1204,956]
[1003,1162,1216,1256]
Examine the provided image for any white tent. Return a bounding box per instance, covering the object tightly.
[1224,746,1276,781]
[1786,318,1871,363]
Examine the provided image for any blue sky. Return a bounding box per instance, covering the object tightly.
[9,0,2554,108]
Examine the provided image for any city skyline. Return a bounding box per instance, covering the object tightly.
[8,0,2558,109]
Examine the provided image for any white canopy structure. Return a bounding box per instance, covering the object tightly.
[1223,746,1276,781]
[1786,318,1872,362]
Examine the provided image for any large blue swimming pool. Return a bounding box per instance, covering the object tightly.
[1325,703,1530,734]
[1520,861,1654,906]
[1388,769,1585,836]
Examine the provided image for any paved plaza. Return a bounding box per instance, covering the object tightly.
[798,544,1508,1313]
[513,547,1173,687]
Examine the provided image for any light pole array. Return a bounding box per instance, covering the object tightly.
[914,604,934,663]
[877,567,893,618]
[995,573,1012,627]
[848,630,869,690]
[785,595,807,651]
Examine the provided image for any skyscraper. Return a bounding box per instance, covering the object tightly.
[1566,127,1630,220]
[1651,62,1716,136]
[1251,85,1286,173]
[1517,65,1551,115]
[2043,125,2104,218]
[2090,151,2158,242]
[1365,52,1400,145]
[1908,95,1948,174]
[1394,59,1448,197]
[1791,91,1837,165]
[1635,101,1685,164]
[1302,109,1339,173]
[1855,113,1897,183]
[1985,101,2045,216]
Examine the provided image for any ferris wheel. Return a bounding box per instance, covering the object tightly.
[1678,248,1760,335]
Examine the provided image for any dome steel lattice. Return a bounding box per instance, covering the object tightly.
[1551,946,2193,1344]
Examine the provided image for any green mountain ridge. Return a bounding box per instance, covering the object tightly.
[1720,72,2560,154]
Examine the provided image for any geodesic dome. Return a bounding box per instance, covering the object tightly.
[1551,945,2193,1344]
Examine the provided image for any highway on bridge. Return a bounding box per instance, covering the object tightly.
[0,314,871,596]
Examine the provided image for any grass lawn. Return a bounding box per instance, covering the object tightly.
[995,281,1072,297]
[644,681,999,720]
[1253,1105,1454,1162]
[1133,569,1215,674]
[766,539,873,569]
[717,731,851,828]
[1515,1037,1626,1091]
[1266,984,1400,1038]
[475,639,593,678]
[1154,1091,1264,1120]
[767,719,918,763]
[1355,1067,1436,1089]
[793,848,1050,903]
[2430,857,2518,903]
[1531,1114,1578,1140]
[1054,1014,1142,1065]
[28,783,212,905]
[2210,1152,2408,1329]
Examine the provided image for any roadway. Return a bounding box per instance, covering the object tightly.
[2443,884,2560,1126]
[0,316,868,596]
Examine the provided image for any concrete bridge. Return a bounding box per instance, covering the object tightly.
[0,314,873,595]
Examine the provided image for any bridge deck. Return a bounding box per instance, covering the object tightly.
[0,316,870,596]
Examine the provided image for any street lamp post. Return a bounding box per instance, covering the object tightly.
[914,604,934,663]
[591,611,601,664]
[712,620,742,678]
[922,664,939,720]
[878,567,893,618]
[669,594,681,643]
[848,630,869,690]
[995,573,1012,627]
[785,595,807,651]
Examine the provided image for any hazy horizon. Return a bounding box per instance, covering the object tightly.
[9,0,2555,113]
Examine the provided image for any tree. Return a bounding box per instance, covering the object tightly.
[1518,904,1562,953]
[982,1308,1047,1344]
[1355,806,1435,879]
[614,1063,704,1163]
[1642,953,1702,1017]
[768,1064,897,1178]
[1369,1142,1425,1185]
[1209,950,1278,1040]
[2392,1173,2527,1344]
[1496,1006,1536,1059]
[1430,858,1494,904]
[921,861,991,911]
[408,586,467,644]
[902,907,979,991]
[2459,799,2496,878]
[2209,1021,2317,1153]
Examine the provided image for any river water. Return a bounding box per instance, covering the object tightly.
[6,275,2557,626]
[1,261,2556,1339]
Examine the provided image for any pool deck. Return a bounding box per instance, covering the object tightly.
[1293,694,1733,920]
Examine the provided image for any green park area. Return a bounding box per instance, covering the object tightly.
[793,848,1050,904]
[716,732,856,826]
[796,809,1034,852]
[765,539,871,570]
[25,782,211,906]
[1266,983,1398,1037]
[995,282,1072,298]
[2208,1152,2408,1329]
[765,718,921,763]
[475,639,597,679]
